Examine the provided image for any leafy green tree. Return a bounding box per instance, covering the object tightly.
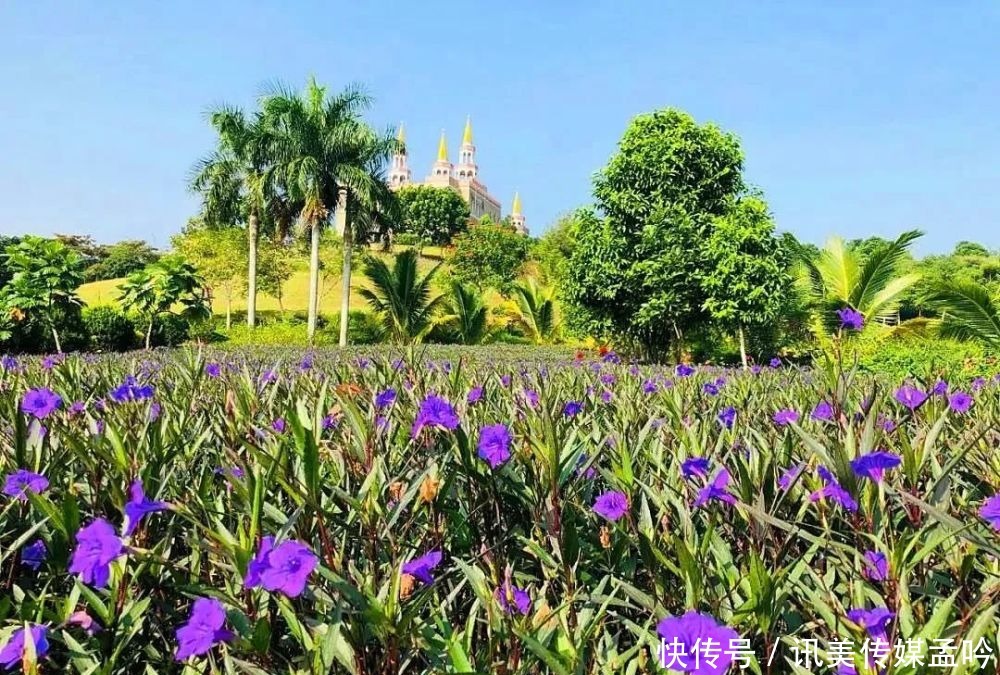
[700,196,792,367]
[532,212,579,287]
[506,278,559,345]
[953,241,991,258]
[0,235,21,287]
[437,281,491,345]
[796,230,923,340]
[173,227,247,329]
[358,249,444,344]
[262,78,399,345]
[923,281,1000,349]
[396,185,470,245]
[256,239,294,313]
[84,240,159,281]
[119,256,210,349]
[0,236,84,352]
[565,108,746,358]
[450,220,529,294]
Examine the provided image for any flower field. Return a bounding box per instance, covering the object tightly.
[2,346,1000,674]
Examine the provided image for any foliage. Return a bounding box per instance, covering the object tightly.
[82,240,160,282]
[359,248,445,343]
[81,306,137,352]
[118,256,210,349]
[0,235,85,352]
[531,212,579,288]
[395,185,470,245]
[172,226,248,327]
[923,280,1000,349]
[218,311,383,346]
[434,281,492,345]
[450,220,529,294]
[849,326,995,380]
[505,277,559,344]
[256,239,294,311]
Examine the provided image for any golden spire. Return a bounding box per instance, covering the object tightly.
[396,122,406,144]
[462,115,473,145]
[512,191,522,215]
[437,129,448,161]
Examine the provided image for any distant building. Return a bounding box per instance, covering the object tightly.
[388,118,527,235]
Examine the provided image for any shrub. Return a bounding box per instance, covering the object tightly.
[150,314,190,347]
[82,306,136,352]
[850,329,995,381]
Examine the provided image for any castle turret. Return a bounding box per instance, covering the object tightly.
[510,192,527,235]
[388,123,411,188]
[456,116,478,180]
[429,129,453,179]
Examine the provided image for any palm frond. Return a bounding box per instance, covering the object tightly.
[923,281,1000,348]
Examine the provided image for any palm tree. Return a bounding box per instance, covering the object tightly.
[796,230,923,337]
[924,281,1000,349]
[438,280,492,345]
[358,249,445,344]
[261,78,399,344]
[190,107,278,330]
[507,278,559,344]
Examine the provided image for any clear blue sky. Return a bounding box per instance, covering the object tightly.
[1,1,997,253]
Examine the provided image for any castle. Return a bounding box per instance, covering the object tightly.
[388,117,527,235]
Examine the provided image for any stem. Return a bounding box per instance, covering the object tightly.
[247,213,258,328]
[337,188,351,347]
[307,219,321,343]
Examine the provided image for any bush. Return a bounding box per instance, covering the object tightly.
[150,314,190,347]
[217,311,384,347]
[82,306,136,352]
[850,329,995,381]
[2,308,88,354]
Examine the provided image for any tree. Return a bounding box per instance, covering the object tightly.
[191,105,279,330]
[173,227,247,329]
[700,196,792,367]
[256,239,294,313]
[796,230,923,339]
[119,256,210,349]
[262,78,399,345]
[358,248,445,344]
[84,240,159,281]
[0,236,84,353]
[437,281,491,345]
[532,212,579,287]
[450,220,529,294]
[395,185,470,245]
[506,278,559,345]
[924,281,1000,349]
[953,241,991,258]
[565,108,746,358]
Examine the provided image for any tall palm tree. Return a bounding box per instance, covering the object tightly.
[358,249,445,343]
[796,229,923,337]
[924,281,1000,349]
[439,280,492,345]
[190,107,277,329]
[261,78,399,344]
[507,278,559,344]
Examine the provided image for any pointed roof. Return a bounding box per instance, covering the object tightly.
[512,191,522,215]
[396,123,406,144]
[437,129,449,161]
[462,116,474,145]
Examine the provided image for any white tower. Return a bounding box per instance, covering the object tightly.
[388,124,411,188]
[510,192,527,235]
[429,129,453,179]
[455,116,478,180]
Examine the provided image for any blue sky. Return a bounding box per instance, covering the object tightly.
[1,1,997,253]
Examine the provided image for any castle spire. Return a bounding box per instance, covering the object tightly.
[437,129,449,162]
[397,122,406,144]
[512,191,522,215]
[388,122,411,188]
[456,117,478,181]
[510,191,526,235]
[462,115,473,145]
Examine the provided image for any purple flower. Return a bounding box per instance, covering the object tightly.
[948,391,973,414]
[495,581,531,615]
[411,395,460,436]
[109,376,155,403]
[375,388,397,409]
[701,383,720,396]
[1,355,17,371]
[862,550,889,582]
[777,464,805,490]
[174,597,234,661]
[3,469,49,501]
[21,539,47,570]
[477,424,512,469]
[68,610,101,635]
[522,389,540,409]
[271,418,287,433]
[811,401,834,422]
[980,494,1000,530]
[245,537,318,597]
[846,607,894,643]
[932,380,949,396]
[69,518,125,587]
[675,363,695,377]
[694,469,736,508]
[0,625,49,669]
[21,387,63,419]
[837,307,865,331]
[68,400,86,416]
[973,376,987,391]
[810,466,858,512]
[773,409,799,426]
[655,611,739,675]
[593,490,629,521]
[717,406,736,430]
[878,415,897,432]
[403,550,443,584]
[850,451,901,482]
[467,386,484,404]
[123,479,169,536]
[681,457,711,480]
[894,385,927,410]
[563,400,583,417]
[642,379,658,395]
[205,363,221,378]
[769,357,782,368]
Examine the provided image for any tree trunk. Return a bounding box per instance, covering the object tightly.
[738,324,748,370]
[307,219,321,343]
[145,319,154,351]
[50,325,62,354]
[247,213,259,328]
[336,189,351,348]
[225,291,232,331]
